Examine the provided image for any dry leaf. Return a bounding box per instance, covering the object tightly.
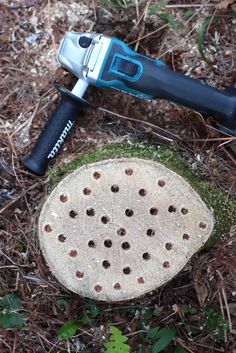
[194,281,209,307]
[218,0,236,10]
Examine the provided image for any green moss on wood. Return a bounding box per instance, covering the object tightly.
[48,142,236,247]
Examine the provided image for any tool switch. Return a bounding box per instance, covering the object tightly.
[110,54,141,81]
[116,57,139,77]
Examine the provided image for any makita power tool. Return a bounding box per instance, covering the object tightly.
[23,32,236,175]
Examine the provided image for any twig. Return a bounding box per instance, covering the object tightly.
[12,327,17,353]
[192,342,224,352]
[158,0,211,59]
[0,182,46,215]
[47,0,57,54]
[221,147,236,165]
[218,290,227,342]
[99,107,181,142]
[175,338,195,353]
[166,4,216,8]
[11,99,41,139]
[128,23,169,45]
[0,338,12,351]
[221,286,233,333]
[187,137,236,142]
[36,333,62,350]
[92,0,97,22]
[0,265,19,269]
[125,0,152,42]
[219,139,235,148]
[135,0,139,20]
[126,330,147,337]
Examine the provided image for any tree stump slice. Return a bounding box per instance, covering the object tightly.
[39,158,214,301]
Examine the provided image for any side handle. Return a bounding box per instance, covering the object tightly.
[22,87,93,176]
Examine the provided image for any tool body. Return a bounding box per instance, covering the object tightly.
[23,32,236,175]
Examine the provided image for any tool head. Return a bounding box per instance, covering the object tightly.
[58,32,111,84]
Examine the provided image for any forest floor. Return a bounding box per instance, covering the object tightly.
[1,0,236,352]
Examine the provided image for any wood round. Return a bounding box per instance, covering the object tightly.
[39,158,214,301]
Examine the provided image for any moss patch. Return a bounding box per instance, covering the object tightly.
[48,142,236,247]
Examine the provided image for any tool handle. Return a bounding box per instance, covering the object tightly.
[141,64,236,130]
[22,87,91,176]
[97,38,236,131]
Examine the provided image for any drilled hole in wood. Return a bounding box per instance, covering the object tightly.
[147,229,155,237]
[86,208,95,216]
[88,240,96,248]
[125,209,133,217]
[44,224,52,232]
[69,210,78,218]
[123,267,131,275]
[183,233,190,240]
[83,187,91,195]
[168,205,176,213]
[199,222,207,229]
[142,252,150,260]
[60,194,68,202]
[93,171,101,179]
[158,180,166,187]
[150,207,158,215]
[117,228,126,236]
[163,261,170,268]
[181,208,188,215]
[75,271,84,279]
[102,260,110,269]
[125,168,133,175]
[114,282,121,290]
[111,184,119,193]
[58,234,66,242]
[104,239,112,248]
[138,277,144,284]
[69,250,77,257]
[101,216,110,224]
[122,242,130,250]
[94,284,102,292]
[165,242,173,250]
[139,188,147,196]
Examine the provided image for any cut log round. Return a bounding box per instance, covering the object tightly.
[39,158,214,301]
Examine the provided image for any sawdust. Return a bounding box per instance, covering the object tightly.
[26,1,94,78]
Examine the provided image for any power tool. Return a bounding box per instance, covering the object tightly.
[23,32,236,175]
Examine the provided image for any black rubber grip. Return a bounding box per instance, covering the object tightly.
[22,86,93,176]
[137,63,236,130]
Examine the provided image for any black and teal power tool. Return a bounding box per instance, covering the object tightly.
[23,32,236,175]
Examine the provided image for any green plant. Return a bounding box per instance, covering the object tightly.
[58,320,78,340]
[0,293,27,330]
[174,347,188,353]
[100,0,145,9]
[58,303,101,340]
[104,326,130,353]
[148,1,168,14]
[201,306,229,341]
[149,1,178,30]
[57,298,68,312]
[145,327,176,353]
[197,16,220,61]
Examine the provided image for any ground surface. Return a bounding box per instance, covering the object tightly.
[1,0,236,352]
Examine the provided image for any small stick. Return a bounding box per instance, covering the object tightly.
[218,290,227,342]
[221,286,233,333]
[99,107,181,142]
[129,23,169,45]
[166,4,216,8]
